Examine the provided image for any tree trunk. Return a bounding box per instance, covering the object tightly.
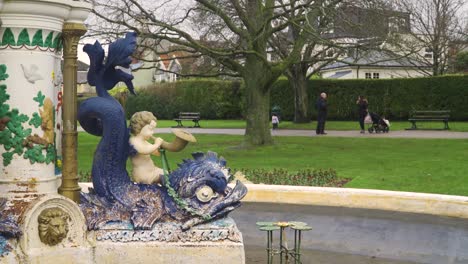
[243,62,273,146]
[287,63,310,123]
[433,52,440,76]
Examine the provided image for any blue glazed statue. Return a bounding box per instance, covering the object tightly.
[78,32,247,230]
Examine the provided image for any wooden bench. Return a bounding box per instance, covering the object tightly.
[407,110,450,130]
[173,112,201,128]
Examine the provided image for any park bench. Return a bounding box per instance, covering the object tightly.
[407,110,450,130]
[173,112,201,128]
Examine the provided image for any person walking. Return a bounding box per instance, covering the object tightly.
[356,95,368,133]
[316,92,328,135]
[272,114,279,130]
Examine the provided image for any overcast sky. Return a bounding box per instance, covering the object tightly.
[78,0,195,64]
[77,0,468,65]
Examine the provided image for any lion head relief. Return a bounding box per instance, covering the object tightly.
[38,208,70,246]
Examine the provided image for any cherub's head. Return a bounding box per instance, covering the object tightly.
[130,111,157,136]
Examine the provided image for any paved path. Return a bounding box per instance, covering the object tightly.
[78,126,468,139]
[154,128,468,139]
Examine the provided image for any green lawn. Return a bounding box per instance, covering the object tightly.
[156,119,468,131]
[78,132,468,196]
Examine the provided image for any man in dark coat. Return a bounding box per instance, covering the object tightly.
[316,92,328,135]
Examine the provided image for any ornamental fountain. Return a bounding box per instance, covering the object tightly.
[0,1,247,263]
[3,2,468,264]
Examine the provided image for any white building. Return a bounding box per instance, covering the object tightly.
[320,50,430,79]
[129,39,183,88]
[152,54,182,83]
[316,6,435,79]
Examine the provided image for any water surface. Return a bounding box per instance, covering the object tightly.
[246,246,418,264]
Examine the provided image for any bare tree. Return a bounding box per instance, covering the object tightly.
[392,0,466,75]
[85,0,327,146]
[270,0,404,123]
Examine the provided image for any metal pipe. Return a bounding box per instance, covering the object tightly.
[58,23,87,203]
[267,231,272,264]
[279,227,284,264]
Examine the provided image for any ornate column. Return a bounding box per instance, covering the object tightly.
[58,23,87,203]
[0,6,65,196]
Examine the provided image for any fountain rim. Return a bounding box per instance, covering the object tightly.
[214,183,468,220]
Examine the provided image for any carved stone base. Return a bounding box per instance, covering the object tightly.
[90,217,245,264]
[0,195,93,264]
[93,241,245,263]
[1,202,246,264]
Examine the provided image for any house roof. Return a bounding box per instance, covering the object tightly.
[322,50,428,71]
[156,52,185,74]
[327,70,352,78]
[77,71,88,84]
[77,60,89,71]
[76,60,89,84]
[158,54,171,69]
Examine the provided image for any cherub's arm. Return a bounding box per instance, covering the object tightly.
[130,137,163,155]
[151,136,162,156]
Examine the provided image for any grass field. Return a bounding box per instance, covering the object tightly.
[155,119,468,131]
[78,132,468,196]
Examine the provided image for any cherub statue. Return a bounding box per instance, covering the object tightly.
[129,111,164,184]
[78,32,247,230]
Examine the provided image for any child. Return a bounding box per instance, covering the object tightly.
[129,111,164,185]
[272,114,279,130]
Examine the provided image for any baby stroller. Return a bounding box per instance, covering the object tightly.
[367,112,389,133]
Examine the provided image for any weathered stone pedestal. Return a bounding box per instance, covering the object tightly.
[0,0,92,262]
[94,241,245,263]
[90,218,245,263]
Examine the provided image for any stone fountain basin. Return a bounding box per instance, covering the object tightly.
[230,184,468,264]
[80,183,468,263]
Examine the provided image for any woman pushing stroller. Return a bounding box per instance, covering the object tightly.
[356,96,368,133]
[356,96,390,133]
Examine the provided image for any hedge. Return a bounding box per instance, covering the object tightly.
[120,75,468,121]
[125,80,243,120]
[271,75,468,120]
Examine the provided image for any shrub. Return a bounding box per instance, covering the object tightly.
[79,170,92,182]
[239,168,348,187]
[126,79,244,120]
